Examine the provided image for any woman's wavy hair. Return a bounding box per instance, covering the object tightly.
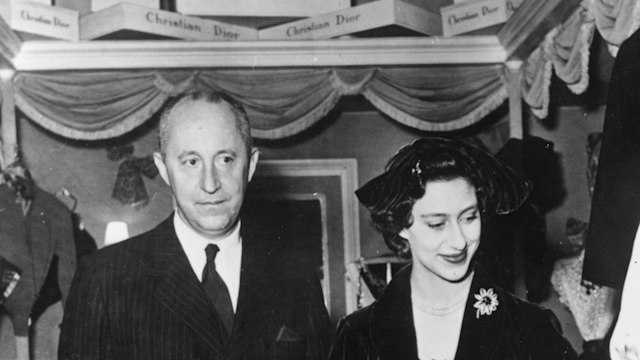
[356,137,531,258]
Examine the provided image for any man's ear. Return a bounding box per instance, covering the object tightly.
[247,147,260,183]
[153,152,171,186]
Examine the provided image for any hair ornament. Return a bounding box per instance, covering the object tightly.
[411,160,423,177]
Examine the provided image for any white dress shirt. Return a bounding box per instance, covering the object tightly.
[174,213,242,312]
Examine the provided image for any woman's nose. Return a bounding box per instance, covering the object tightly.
[448,223,468,250]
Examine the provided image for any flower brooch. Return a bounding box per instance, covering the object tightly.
[473,288,499,319]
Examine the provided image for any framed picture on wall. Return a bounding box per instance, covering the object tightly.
[243,159,360,324]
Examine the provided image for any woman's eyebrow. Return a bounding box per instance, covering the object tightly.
[418,213,448,219]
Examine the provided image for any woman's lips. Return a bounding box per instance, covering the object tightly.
[441,251,468,264]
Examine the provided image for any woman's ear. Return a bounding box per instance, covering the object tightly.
[399,229,410,241]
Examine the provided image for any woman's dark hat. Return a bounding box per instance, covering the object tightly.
[355,137,531,217]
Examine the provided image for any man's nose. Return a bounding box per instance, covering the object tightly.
[200,165,221,193]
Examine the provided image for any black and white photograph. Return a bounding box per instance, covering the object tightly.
[0,0,639,359]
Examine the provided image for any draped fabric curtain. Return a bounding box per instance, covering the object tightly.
[591,0,640,56]
[523,0,640,118]
[12,0,639,141]
[14,65,507,140]
[522,2,595,119]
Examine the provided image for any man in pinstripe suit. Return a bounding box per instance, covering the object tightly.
[58,91,332,360]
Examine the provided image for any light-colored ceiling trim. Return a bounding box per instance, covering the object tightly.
[0,0,583,71]
[12,36,506,70]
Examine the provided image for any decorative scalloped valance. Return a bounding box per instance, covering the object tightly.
[10,0,640,141]
[14,65,508,140]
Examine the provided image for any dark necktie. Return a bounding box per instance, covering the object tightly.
[202,244,234,336]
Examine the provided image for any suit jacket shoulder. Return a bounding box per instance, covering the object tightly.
[61,215,332,360]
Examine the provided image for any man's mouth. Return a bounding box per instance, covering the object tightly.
[197,199,225,208]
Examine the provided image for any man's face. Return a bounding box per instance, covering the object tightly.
[154,99,259,240]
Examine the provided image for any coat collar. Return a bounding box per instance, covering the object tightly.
[455,266,506,360]
[143,214,287,359]
[226,226,288,360]
[369,264,507,360]
[370,264,418,360]
[143,215,229,357]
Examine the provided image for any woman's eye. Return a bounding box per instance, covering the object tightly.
[428,222,445,230]
[462,213,479,223]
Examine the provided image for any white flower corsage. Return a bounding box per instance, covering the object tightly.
[473,288,499,319]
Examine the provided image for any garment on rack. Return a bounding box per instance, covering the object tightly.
[0,184,76,335]
[31,212,97,321]
[0,255,21,305]
[583,27,640,289]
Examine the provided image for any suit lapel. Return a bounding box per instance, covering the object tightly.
[144,216,228,357]
[454,266,506,360]
[227,230,283,360]
[370,265,419,360]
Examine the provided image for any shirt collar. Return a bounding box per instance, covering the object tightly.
[173,212,243,311]
[173,212,242,253]
[173,212,242,284]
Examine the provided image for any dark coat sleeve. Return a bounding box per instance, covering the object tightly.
[44,190,77,305]
[518,308,578,360]
[328,319,359,360]
[58,255,112,360]
[303,266,333,360]
[327,310,374,360]
[583,27,640,288]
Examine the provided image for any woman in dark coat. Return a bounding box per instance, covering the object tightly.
[329,137,577,360]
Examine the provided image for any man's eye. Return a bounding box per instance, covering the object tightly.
[217,156,234,166]
[184,158,199,166]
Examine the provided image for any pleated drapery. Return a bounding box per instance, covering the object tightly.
[14,66,507,140]
[523,0,640,118]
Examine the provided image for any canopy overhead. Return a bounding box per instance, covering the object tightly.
[0,0,638,164]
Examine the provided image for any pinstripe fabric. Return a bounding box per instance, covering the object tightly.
[59,215,332,360]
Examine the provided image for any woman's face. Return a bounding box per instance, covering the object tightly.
[400,177,481,283]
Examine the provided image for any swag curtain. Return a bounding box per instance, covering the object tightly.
[11,0,640,141]
[14,65,507,140]
[523,0,640,118]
